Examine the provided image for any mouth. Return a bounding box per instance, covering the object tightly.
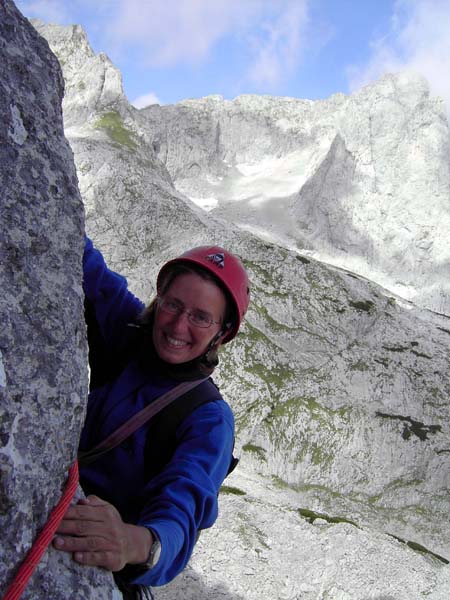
[164,334,191,350]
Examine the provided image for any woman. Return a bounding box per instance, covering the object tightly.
[53,238,250,596]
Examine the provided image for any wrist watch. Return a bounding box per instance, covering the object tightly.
[143,531,161,570]
[123,529,162,577]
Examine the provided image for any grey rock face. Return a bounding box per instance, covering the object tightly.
[156,469,450,600]
[31,20,127,131]
[137,78,450,317]
[0,2,116,597]
[35,21,450,599]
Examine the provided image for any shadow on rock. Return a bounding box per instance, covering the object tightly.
[154,567,245,600]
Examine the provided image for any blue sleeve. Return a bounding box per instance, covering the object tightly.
[83,236,145,341]
[132,399,235,587]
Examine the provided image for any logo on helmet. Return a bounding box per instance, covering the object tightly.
[206,252,225,269]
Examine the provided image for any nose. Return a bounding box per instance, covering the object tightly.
[169,309,190,332]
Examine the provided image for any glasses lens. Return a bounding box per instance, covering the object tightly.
[159,298,179,314]
[159,298,216,329]
[188,312,212,328]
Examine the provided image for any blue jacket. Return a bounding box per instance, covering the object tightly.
[79,238,235,586]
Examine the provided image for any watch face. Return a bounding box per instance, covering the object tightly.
[147,538,161,569]
[150,539,162,567]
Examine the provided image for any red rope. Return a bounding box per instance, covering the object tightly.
[3,461,79,600]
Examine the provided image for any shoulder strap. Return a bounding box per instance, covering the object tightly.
[144,378,239,478]
[78,378,207,467]
[151,377,220,433]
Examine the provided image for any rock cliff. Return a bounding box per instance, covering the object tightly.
[34,21,450,314]
[138,78,450,317]
[0,2,116,597]
[24,18,450,600]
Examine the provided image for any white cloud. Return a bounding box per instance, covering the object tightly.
[348,0,450,113]
[106,0,263,67]
[245,1,309,88]
[104,0,310,90]
[131,91,161,108]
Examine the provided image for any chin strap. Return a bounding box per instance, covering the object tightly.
[207,321,232,351]
[202,325,230,366]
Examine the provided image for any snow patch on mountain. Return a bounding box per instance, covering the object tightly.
[136,75,450,316]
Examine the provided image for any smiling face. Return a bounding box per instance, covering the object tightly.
[152,272,227,364]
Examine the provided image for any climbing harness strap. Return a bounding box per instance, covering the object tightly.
[78,378,207,466]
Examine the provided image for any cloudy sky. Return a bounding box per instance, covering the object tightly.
[15,0,450,112]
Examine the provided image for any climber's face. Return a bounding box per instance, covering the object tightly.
[152,272,226,364]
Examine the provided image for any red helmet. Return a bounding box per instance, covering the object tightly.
[157,246,250,343]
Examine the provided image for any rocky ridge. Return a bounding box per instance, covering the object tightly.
[0,4,117,597]
[138,75,450,317]
[34,20,450,599]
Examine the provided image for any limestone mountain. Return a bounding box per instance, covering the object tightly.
[27,19,450,600]
[137,78,450,318]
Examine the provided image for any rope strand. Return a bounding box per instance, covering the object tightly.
[3,461,79,600]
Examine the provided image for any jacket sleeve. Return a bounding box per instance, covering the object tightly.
[83,236,145,343]
[132,399,235,587]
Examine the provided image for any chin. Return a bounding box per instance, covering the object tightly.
[154,342,194,364]
[160,353,187,364]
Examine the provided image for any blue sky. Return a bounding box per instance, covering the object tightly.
[15,0,450,112]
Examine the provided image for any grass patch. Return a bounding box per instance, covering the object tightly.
[350,360,369,371]
[95,111,138,150]
[388,534,449,565]
[382,344,409,353]
[242,444,267,461]
[242,320,273,347]
[249,361,296,391]
[271,475,290,489]
[241,259,274,287]
[294,483,344,499]
[410,349,432,359]
[252,303,294,334]
[220,485,246,496]
[262,396,349,464]
[298,508,359,528]
[266,396,349,422]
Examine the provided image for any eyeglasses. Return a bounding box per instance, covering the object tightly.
[157,297,222,329]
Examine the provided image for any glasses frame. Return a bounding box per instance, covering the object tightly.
[156,296,222,329]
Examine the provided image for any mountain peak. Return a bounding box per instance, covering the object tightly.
[33,21,127,129]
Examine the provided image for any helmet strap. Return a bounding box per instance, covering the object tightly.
[205,321,231,354]
[207,330,225,350]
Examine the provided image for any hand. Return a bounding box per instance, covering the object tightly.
[53,495,152,571]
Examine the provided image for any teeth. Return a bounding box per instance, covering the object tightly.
[166,336,188,347]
